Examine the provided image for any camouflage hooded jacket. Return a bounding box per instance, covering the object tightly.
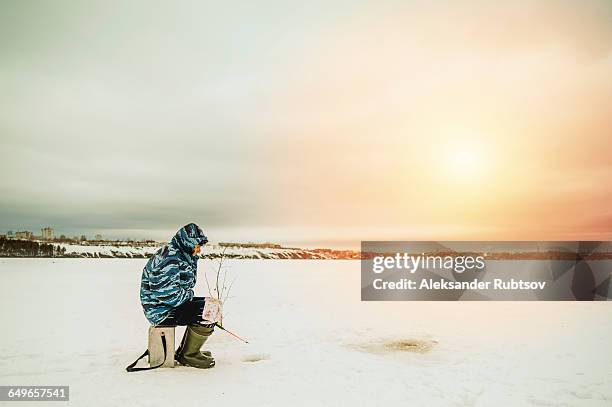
[140,223,208,325]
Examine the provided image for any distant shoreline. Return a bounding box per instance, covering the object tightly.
[0,238,361,259]
[2,237,612,260]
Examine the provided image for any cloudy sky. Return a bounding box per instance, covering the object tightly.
[1,0,611,247]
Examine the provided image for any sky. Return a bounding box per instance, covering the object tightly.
[1,0,611,248]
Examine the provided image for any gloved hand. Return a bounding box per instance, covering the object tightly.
[202,297,223,325]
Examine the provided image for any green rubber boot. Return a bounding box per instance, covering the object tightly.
[176,324,215,369]
[176,328,212,358]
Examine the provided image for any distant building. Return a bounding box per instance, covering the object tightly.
[95,234,103,240]
[80,235,87,242]
[41,227,54,240]
[15,231,33,240]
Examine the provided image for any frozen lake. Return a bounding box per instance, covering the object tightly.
[0,258,611,406]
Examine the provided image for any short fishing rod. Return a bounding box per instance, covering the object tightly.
[215,322,249,344]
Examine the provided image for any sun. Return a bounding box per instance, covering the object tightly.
[441,138,490,181]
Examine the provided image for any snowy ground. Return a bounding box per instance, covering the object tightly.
[0,259,611,406]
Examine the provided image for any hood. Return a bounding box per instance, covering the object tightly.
[170,223,208,255]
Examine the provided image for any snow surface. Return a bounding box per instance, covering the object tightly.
[0,258,611,406]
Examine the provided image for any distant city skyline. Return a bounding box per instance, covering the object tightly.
[0,224,361,249]
[2,227,150,242]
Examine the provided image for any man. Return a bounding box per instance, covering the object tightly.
[140,223,221,369]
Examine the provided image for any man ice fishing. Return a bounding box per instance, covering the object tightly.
[140,223,222,369]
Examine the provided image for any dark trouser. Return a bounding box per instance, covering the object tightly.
[160,296,211,326]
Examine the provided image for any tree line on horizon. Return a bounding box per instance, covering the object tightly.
[0,237,65,257]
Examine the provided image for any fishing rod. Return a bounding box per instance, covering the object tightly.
[215,322,249,344]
